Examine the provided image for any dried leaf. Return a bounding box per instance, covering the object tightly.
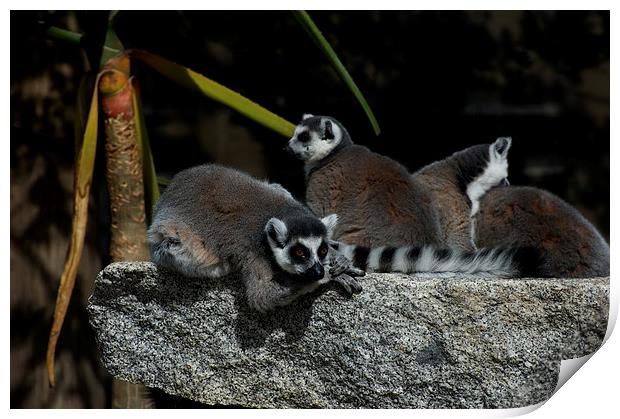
[46,74,101,387]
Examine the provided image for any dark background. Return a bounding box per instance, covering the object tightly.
[11,10,609,407]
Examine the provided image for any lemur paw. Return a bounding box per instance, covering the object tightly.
[328,248,365,277]
[327,246,365,296]
[331,274,363,296]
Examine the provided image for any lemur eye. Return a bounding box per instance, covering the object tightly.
[295,248,306,258]
[318,244,328,258]
[297,131,310,143]
[323,120,334,140]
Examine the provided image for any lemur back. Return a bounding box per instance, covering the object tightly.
[151,165,294,274]
[474,186,609,278]
[305,144,442,248]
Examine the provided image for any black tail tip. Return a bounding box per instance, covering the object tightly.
[511,246,547,278]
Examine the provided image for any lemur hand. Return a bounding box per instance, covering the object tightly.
[327,245,365,296]
[328,245,365,277]
[331,274,363,295]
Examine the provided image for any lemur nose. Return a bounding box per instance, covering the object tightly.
[283,143,295,155]
[308,263,324,280]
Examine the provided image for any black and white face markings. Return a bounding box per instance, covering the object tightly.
[264,214,338,280]
[286,114,343,162]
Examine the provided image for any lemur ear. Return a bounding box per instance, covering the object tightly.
[302,113,314,121]
[493,137,512,157]
[321,214,338,238]
[265,218,288,247]
[323,120,335,140]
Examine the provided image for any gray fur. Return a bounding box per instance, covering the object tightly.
[148,164,363,312]
[474,186,609,278]
[414,146,609,278]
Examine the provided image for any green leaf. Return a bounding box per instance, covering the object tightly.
[130,50,296,138]
[42,23,121,57]
[100,11,125,68]
[157,176,171,187]
[292,11,380,136]
[44,24,83,46]
[131,79,160,224]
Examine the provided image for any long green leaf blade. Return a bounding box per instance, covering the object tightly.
[292,11,380,136]
[131,50,296,138]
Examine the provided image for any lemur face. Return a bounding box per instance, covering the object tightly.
[264,214,338,280]
[286,114,343,162]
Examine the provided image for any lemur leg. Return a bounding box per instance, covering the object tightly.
[148,220,230,278]
[241,261,297,312]
[327,244,365,276]
[330,273,363,295]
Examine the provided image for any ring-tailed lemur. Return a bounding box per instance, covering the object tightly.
[286,114,442,247]
[286,114,537,277]
[148,164,364,312]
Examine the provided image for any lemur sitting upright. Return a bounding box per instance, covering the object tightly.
[148,164,365,312]
[287,114,441,247]
[286,114,537,277]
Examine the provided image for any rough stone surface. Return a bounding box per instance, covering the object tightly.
[88,262,609,409]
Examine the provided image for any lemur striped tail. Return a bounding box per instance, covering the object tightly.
[332,242,540,277]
